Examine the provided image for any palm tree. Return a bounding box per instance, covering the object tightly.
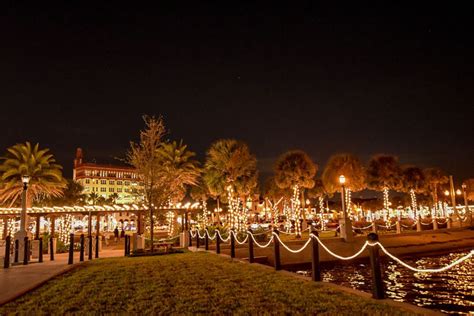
[87,192,99,205]
[274,150,318,236]
[44,179,87,206]
[0,142,66,207]
[401,165,425,217]
[322,153,366,214]
[366,154,402,212]
[204,139,258,231]
[157,140,201,202]
[263,176,291,226]
[423,167,448,212]
[107,193,120,204]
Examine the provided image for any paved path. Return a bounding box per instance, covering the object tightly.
[0,249,123,305]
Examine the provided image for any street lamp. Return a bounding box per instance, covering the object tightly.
[339,175,353,242]
[20,175,30,233]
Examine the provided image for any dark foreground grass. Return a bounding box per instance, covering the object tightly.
[0,252,414,315]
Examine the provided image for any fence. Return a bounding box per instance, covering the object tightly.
[191,227,473,299]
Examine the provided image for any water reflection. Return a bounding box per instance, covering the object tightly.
[297,251,473,315]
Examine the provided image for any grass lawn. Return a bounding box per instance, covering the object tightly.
[0,252,415,315]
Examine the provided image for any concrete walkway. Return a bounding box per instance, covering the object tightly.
[0,249,123,305]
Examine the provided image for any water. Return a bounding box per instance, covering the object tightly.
[296,250,474,315]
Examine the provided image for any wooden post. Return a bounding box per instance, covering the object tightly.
[49,237,54,261]
[88,235,93,260]
[4,235,10,268]
[95,235,99,258]
[2,217,8,240]
[248,231,254,263]
[124,235,128,256]
[50,215,56,238]
[416,216,422,232]
[230,229,235,258]
[273,228,281,270]
[367,233,385,299]
[14,239,19,263]
[216,230,221,254]
[68,233,74,265]
[310,227,321,281]
[35,215,41,240]
[433,218,438,230]
[23,237,29,265]
[372,220,377,233]
[395,221,401,234]
[79,234,84,262]
[188,230,192,247]
[205,229,209,250]
[196,230,200,249]
[38,237,43,263]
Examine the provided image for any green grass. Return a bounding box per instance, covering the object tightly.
[0,252,415,315]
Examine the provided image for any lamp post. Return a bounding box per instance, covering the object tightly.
[339,175,353,242]
[461,184,472,226]
[14,175,32,262]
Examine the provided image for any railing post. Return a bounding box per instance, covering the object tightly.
[88,235,93,260]
[14,239,19,263]
[38,237,43,263]
[79,234,84,262]
[50,237,55,261]
[230,229,235,258]
[248,230,254,263]
[310,227,321,281]
[372,220,377,233]
[367,233,385,299]
[216,230,221,254]
[416,216,422,232]
[205,229,209,251]
[4,235,11,268]
[23,237,29,265]
[196,230,200,249]
[433,218,438,230]
[188,230,192,247]
[273,228,281,270]
[68,233,74,265]
[95,235,99,258]
[395,221,401,234]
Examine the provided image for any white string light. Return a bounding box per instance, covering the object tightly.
[377,243,473,273]
[272,233,311,254]
[249,232,274,248]
[216,230,231,242]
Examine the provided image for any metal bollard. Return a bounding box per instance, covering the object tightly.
[39,238,43,263]
[23,237,29,265]
[95,235,99,258]
[79,234,84,262]
[68,233,74,265]
[126,235,131,256]
[367,233,385,299]
[248,231,254,263]
[310,227,321,281]
[88,235,93,260]
[230,230,235,258]
[216,230,221,254]
[188,230,192,247]
[14,239,19,263]
[50,237,54,261]
[4,235,11,268]
[273,228,281,270]
[205,229,209,251]
[196,230,200,249]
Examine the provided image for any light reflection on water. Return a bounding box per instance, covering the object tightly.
[297,251,474,315]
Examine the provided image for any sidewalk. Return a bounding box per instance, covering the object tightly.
[0,249,123,305]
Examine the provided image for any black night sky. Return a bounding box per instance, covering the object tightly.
[1,3,473,185]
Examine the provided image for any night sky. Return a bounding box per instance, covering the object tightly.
[1,3,473,185]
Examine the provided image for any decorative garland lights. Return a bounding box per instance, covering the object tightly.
[194,228,474,273]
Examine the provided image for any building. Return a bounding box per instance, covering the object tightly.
[73,148,144,204]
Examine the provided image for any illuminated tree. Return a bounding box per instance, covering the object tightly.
[43,179,87,206]
[423,167,448,211]
[204,139,258,231]
[366,154,402,211]
[401,165,425,217]
[0,142,66,207]
[274,150,317,236]
[322,153,366,214]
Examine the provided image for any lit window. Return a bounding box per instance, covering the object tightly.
[109,180,115,185]
[85,179,90,184]
[117,188,122,193]
[117,181,122,185]
[101,180,106,185]
[125,181,130,186]
[109,188,114,192]
[101,187,106,192]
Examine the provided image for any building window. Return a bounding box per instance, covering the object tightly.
[124,188,130,193]
[117,181,122,185]
[109,188,114,192]
[101,187,106,192]
[117,188,122,193]
[101,180,106,185]
[109,180,115,185]
[85,179,90,184]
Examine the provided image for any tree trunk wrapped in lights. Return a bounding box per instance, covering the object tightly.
[58,214,73,245]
